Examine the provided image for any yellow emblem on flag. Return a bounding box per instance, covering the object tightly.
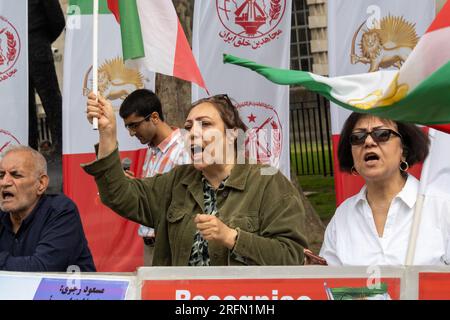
[351,15,418,72]
[83,57,144,103]
[348,73,409,109]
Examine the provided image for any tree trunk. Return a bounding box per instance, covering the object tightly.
[157,0,325,254]
[155,0,194,128]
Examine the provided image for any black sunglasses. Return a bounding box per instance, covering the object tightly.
[349,128,402,146]
[125,114,151,131]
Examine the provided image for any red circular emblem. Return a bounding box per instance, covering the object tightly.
[237,101,282,168]
[217,0,286,49]
[0,16,20,78]
[0,129,21,152]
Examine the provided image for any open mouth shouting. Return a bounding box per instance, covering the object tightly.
[364,152,380,166]
[191,144,205,163]
[1,190,15,203]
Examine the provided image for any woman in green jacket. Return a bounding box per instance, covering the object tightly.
[83,93,308,266]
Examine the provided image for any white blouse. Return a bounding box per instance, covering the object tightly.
[320,175,450,266]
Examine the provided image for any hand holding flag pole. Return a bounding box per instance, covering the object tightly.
[91,0,99,130]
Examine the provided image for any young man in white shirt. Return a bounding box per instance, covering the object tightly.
[119,89,190,265]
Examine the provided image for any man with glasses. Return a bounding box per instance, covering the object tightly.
[119,89,190,265]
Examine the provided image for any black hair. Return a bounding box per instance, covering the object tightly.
[338,112,430,173]
[119,89,164,121]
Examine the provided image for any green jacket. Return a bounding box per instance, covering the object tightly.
[82,148,308,266]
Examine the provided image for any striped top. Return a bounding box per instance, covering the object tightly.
[142,128,190,177]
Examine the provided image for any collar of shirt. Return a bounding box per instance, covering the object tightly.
[354,174,418,211]
[0,195,46,235]
[201,175,228,192]
[151,128,182,155]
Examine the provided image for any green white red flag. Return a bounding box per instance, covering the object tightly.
[107,0,207,90]
[64,0,155,272]
[224,0,450,128]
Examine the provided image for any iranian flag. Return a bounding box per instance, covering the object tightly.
[63,0,155,272]
[224,0,450,128]
[106,0,207,90]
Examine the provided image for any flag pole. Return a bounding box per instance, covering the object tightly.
[405,128,436,265]
[92,0,99,130]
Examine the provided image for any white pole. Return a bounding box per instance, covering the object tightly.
[92,0,99,130]
[405,128,436,265]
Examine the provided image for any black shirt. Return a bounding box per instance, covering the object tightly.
[28,0,65,43]
[0,194,96,272]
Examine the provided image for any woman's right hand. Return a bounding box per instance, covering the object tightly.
[86,92,117,134]
[86,92,118,159]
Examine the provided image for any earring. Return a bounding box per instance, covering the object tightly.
[400,160,409,172]
[351,166,359,176]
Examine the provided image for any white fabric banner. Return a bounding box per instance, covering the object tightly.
[62,4,155,272]
[192,0,292,178]
[327,0,435,203]
[63,13,155,155]
[423,130,450,196]
[328,0,435,135]
[0,0,28,149]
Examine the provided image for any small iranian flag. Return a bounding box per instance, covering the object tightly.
[107,0,207,90]
[325,283,391,300]
[224,0,450,127]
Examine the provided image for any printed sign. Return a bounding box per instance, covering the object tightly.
[142,278,401,300]
[419,273,450,300]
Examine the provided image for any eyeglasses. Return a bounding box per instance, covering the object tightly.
[349,128,402,146]
[124,114,151,131]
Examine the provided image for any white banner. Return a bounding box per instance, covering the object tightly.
[424,130,450,195]
[0,272,135,300]
[327,0,435,203]
[63,13,155,155]
[329,0,435,134]
[0,0,27,149]
[62,3,155,272]
[192,0,292,177]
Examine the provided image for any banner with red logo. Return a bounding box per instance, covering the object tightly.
[63,0,155,271]
[327,0,435,205]
[192,0,291,178]
[0,1,27,149]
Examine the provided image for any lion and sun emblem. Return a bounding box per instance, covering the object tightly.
[83,57,145,110]
[348,15,418,109]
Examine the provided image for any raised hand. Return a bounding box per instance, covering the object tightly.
[86,92,118,159]
[86,92,117,133]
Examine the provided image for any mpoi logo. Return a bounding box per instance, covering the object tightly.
[0,16,20,82]
[236,101,282,168]
[217,0,286,49]
[0,129,21,152]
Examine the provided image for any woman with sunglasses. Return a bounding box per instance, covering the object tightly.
[83,93,308,266]
[320,112,450,265]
